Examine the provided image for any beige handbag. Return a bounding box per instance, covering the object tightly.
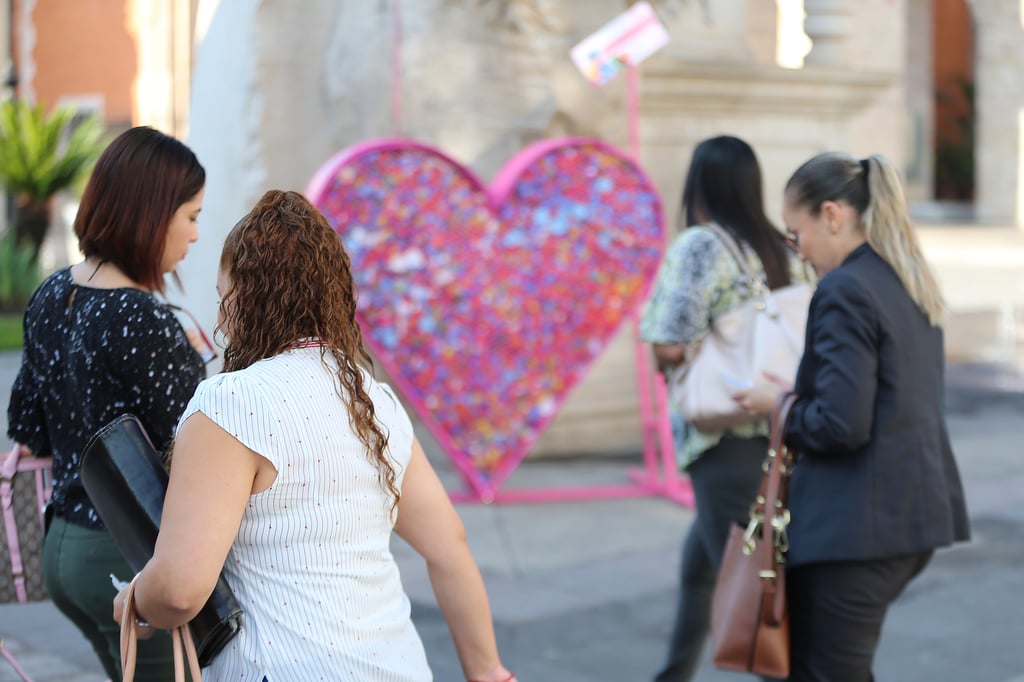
[120,574,203,682]
[669,224,811,432]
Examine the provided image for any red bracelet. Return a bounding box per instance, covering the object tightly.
[468,675,514,682]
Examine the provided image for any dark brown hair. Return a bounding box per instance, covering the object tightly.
[219,190,399,509]
[682,135,791,289]
[74,126,205,294]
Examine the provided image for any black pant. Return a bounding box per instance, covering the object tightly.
[653,435,768,682]
[786,552,933,682]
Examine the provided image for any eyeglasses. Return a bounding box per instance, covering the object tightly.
[166,303,218,365]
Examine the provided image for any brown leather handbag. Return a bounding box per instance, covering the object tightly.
[710,392,797,678]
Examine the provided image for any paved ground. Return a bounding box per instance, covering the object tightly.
[2,224,1023,681]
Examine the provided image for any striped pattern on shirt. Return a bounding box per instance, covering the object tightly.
[179,347,431,681]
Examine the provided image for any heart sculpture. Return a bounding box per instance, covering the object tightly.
[306,137,665,499]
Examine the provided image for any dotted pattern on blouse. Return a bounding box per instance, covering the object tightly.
[6,267,205,529]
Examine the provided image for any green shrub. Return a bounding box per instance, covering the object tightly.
[0,233,42,313]
[0,100,106,260]
[0,313,22,350]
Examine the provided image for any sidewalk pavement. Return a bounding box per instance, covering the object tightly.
[2,224,1024,681]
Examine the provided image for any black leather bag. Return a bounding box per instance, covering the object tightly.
[80,413,242,668]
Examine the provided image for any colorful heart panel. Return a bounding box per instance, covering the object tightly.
[306,137,665,499]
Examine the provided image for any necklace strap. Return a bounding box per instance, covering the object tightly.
[86,258,107,283]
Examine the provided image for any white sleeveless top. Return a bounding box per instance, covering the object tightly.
[179,347,431,681]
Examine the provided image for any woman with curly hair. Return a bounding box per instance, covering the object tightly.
[112,190,516,682]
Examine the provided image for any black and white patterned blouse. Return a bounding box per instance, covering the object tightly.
[6,267,205,529]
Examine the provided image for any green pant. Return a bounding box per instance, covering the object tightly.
[43,515,178,681]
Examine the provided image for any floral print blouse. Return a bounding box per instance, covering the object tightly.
[640,224,810,469]
[6,268,205,529]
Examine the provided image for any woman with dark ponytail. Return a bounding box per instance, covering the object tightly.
[737,152,970,681]
[640,135,809,681]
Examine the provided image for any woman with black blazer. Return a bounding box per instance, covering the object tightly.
[736,152,970,681]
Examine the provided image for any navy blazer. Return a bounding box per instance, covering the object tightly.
[784,244,970,567]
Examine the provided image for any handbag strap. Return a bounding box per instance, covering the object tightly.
[703,223,764,291]
[0,639,34,682]
[120,575,203,682]
[748,393,798,626]
[1,445,28,604]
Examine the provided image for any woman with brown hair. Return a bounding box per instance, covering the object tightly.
[7,126,208,680]
[112,190,516,682]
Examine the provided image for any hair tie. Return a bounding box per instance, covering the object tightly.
[859,157,870,177]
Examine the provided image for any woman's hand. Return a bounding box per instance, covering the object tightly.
[112,583,156,640]
[468,668,517,682]
[651,343,686,373]
[733,371,792,418]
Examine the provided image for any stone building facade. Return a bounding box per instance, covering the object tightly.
[7,0,1023,457]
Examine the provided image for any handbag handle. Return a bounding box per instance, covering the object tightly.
[746,392,798,627]
[120,575,203,682]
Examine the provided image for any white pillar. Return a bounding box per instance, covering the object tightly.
[803,0,853,67]
[968,0,1024,225]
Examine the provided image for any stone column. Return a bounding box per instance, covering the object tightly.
[803,0,853,67]
[904,0,934,201]
[968,0,1024,226]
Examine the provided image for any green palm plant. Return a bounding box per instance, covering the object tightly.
[0,100,106,262]
[0,232,41,313]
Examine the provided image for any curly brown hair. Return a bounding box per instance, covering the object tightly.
[218,189,399,510]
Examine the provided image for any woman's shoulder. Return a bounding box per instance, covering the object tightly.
[668,224,723,252]
[26,267,73,306]
[364,373,408,414]
[42,266,73,287]
[811,260,875,312]
[663,224,733,270]
[83,285,170,319]
[189,367,270,413]
[360,372,414,440]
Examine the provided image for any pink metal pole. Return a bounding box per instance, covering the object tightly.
[626,63,640,160]
[626,61,660,481]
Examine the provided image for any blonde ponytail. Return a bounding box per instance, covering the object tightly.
[861,155,945,326]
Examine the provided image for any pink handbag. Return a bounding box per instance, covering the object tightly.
[0,445,52,605]
[1,444,54,682]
